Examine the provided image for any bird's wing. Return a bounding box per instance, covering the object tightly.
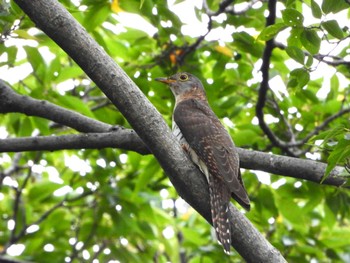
[174,99,250,210]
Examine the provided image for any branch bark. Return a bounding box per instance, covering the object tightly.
[0,132,148,155]
[0,79,113,133]
[13,0,285,261]
[237,148,347,187]
[1,133,346,187]
[0,256,32,263]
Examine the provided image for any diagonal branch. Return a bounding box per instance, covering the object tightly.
[0,80,113,133]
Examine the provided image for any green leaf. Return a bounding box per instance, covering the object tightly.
[327,74,339,101]
[6,46,17,65]
[322,0,333,14]
[234,129,259,146]
[19,117,33,137]
[132,158,160,198]
[301,185,323,213]
[23,46,45,71]
[320,228,350,249]
[13,29,39,40]
[256,188,278,216]
[305,54,313,67]
[277,197,304,225]
[55,95,95,118]
[117,28,150,42]
[219,96,240,109]
[289,68,310,88]
[258,23,288,41]
[322,20,344,39]
[182,227,206,245]
[323,137,350,182]
[299,89,318,103]
[287,27,303,48]
[285,46,305,64]
[310,0,322,18]
[282,8,304,26]
[311,126,345,143]
[322,0,349,14]
[324,202,337,228]
[173,0,186,4]
[119,0,153,16]
[139,0,145,8]
[28,181,62,203]
[53,65,84,83]
[300,29,320,54]
[30,117,50,135]
[232,32,264,58]
[84,4,110,31]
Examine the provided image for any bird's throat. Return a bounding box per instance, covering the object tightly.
[174,91,207,104]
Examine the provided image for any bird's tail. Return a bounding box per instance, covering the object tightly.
[209,176,231,254]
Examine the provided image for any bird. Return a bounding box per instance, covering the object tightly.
[155,72,250,254]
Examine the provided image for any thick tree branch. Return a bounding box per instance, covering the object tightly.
[0,131,148,155]
[0,133,347,187]
[237,148,347,187]
[0,79,113,133]
[14,0,285,261]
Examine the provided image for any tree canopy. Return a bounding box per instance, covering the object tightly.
[0,0,349,262]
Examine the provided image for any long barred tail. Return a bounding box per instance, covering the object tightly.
[209,176,232,254]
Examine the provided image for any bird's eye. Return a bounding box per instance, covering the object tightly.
[179,74,188,81]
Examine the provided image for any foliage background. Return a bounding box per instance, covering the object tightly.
[0,0,350,262]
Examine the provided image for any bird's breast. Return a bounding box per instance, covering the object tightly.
[173,121,210,182]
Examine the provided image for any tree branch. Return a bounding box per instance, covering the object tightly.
[264,93,350,149]
[0,131,148,155]
[275,41,350,67]
[255,0,294,156]
[0,133,347,187]
[237,148,347,187]
[0,79,113,133]
[0,256,32,263]
[13,0,282,261]
[291,107,350,147]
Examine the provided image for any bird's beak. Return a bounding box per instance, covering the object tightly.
[154,77,176,84]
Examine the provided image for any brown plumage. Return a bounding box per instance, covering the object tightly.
[155,72,250,254]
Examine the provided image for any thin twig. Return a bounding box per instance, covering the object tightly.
[274,41,350,67]
[255,0,296,155]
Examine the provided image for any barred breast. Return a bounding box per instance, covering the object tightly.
[173,120,210,182]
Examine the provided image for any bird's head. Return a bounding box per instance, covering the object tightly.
[155,72,206,101]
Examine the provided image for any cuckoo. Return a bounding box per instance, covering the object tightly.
[155,72,250,254]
